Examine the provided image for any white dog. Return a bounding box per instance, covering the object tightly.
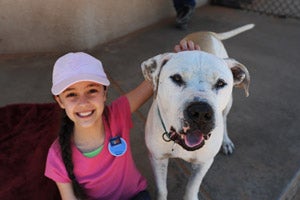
[141,24,254,200]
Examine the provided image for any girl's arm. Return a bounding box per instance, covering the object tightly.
[126,80,153,113]
[126,39,200,113]
[56,182,78,200]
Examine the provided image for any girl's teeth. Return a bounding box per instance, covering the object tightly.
[78,111,92,117]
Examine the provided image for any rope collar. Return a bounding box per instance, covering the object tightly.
[157,106,181,144]
[157,106,171,142]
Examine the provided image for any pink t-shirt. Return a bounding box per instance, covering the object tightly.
[45,96,147,200]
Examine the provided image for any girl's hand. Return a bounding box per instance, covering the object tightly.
[174,39,201,52]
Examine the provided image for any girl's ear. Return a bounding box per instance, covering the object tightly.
[54,95,65,109]
[103,85,108,100]
[103,88,107,102]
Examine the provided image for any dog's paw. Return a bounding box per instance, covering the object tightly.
[221,138,235,155]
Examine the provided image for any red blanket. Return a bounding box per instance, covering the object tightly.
[0,103,61,200]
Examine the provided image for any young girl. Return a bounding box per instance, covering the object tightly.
[45,41,200,200]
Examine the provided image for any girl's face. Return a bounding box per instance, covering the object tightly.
[55,81,107,129]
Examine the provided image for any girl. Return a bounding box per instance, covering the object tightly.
[45,41,200,200]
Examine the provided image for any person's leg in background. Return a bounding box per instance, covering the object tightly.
[173,0,196,29]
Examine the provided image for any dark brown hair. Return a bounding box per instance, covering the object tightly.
[59,112,88,199]
[57,85,108,199]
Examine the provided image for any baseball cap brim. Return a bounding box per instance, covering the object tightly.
[51,73,110,95]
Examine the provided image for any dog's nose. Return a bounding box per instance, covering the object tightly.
[185,102,214,131]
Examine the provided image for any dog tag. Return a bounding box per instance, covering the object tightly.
[108,136,127,157]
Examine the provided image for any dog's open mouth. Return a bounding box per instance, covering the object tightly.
[168,126,211,151]
[185,130,205,148]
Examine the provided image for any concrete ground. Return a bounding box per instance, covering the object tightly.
[1,5,300,200]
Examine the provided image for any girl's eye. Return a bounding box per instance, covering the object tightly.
[88,89,99,94]
[66,93,77,98]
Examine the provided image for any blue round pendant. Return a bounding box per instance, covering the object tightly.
[108,136,127,157]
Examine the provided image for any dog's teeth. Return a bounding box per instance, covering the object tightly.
[183,126,190,133]
[204,134,211,140]
[183,121,189,127]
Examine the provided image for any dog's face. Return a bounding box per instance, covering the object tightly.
[142,51,249,151]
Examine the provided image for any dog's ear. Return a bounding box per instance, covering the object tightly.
[224,58,250,97]
[141,53,174,96]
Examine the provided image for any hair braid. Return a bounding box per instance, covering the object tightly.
[59,112,88,200]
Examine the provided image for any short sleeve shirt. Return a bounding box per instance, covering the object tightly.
[45,96,147,200]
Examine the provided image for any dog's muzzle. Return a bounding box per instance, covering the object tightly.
[162,102,215,151]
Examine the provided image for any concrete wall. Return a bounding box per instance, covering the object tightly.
[0,0,207,54]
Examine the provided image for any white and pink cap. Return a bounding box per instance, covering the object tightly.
[51,52,110,95]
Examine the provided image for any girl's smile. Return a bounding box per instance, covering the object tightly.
[77,110,94,118]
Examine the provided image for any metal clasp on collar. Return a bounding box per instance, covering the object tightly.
[162,132,172,142]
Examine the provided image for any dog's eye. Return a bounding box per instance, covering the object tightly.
[170,74,185,86]
[215,79,227,89]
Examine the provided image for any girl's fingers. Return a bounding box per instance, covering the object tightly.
[187,40,195,50]
[174,44,181,53]
[174,39,201,52]
[179,39,188,50]
[195,44,201,51]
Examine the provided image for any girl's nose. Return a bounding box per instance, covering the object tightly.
[77,95,89,105]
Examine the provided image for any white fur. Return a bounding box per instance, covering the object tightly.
[142,24,253,200]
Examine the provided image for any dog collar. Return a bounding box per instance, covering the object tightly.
[157,107,181,143]
[157,106,170,141]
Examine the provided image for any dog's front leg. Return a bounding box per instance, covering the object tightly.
[222,97,235,155]
[149,154,169,200]
[183,159,214,200]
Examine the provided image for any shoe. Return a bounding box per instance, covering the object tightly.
[175,5,195,29]
[176,22,188,30]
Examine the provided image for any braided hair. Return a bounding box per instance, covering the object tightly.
[58,112,88,200]
[57,86,108,199]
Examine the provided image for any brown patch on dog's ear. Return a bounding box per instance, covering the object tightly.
[141,53,174,98]
[224,58,250,97]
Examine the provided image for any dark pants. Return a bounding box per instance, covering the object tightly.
[131,190,151,200]
[173,0,196,12]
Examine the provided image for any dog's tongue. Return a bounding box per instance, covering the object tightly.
[185,130,204,147]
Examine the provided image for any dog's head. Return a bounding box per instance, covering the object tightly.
[142,51,250,151]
